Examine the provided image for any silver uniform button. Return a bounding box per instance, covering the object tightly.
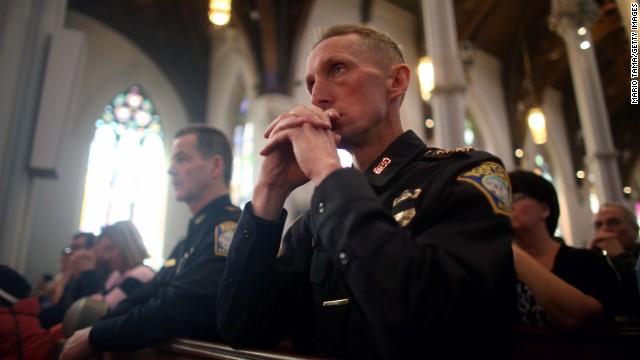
[318,202,325,214]
[339,252,348,265]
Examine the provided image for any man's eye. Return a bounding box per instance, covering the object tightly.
[333,65,345,74]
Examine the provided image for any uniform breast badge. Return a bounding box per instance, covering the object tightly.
[391,189,422,227]
[214,221,238,256]
[457,162,511,216]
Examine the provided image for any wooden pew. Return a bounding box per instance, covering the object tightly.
[108,325,640,359]
[111,338,326,360]
[514,324,640,359]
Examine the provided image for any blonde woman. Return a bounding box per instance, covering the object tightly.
[91,221,156,309]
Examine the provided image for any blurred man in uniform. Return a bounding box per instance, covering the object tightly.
[218,24,516,359]
[62,125,240,359]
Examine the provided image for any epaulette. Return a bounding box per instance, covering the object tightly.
[423,147,474,160]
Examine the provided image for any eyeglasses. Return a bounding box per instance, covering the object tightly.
[62,244,85,255]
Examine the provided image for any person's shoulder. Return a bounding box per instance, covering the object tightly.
[200,199,241,224]
[422,147,497,162]
[421,147,504,176]
[216,205,241,226]
[222,205,242,216]
[415,148,510,216]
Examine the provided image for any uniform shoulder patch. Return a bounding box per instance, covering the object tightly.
[457,162,511,216]
[214,221,238,257]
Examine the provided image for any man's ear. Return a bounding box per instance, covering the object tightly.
[210,155,224,179]
[388,64,411,101]
[540,202,551,220]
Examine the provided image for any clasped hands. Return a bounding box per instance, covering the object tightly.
[251,106,343,220]
[260,106,343,189]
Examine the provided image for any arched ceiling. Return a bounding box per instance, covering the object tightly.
[68,0,638,190]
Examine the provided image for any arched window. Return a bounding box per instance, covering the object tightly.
[80,85,165,268]
[231,95,254,208]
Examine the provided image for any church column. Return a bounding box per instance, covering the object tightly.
[0,0,69,271]
[549,0,625,203]
[615,0,637,42]
[421,0,467,148]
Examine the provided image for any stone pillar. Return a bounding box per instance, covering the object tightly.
[615,0,638,43]
[0,0,69,271]
[421,0,467,149]
[549,0,625,204]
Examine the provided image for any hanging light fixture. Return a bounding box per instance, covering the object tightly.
[527,107,547,144]
[209,0,232,26]
[522,41,547,145]
[418,56,434,102]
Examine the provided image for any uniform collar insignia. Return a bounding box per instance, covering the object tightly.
[366,131,427,187]
[373,157,392,174]
[194,214,206,224]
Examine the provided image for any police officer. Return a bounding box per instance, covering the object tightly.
[62,125,240,359]
[218,24,516,359]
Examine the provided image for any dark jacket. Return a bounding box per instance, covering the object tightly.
[218,131,516,359]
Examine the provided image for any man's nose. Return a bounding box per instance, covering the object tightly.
[310,80,330,109]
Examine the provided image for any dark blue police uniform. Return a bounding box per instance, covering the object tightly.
[89,195,240,351]
[218,131,516,359]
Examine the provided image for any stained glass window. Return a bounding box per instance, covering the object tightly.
[80,85,165,269]
[231,96,253,208]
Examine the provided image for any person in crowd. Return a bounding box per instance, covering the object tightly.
[61,125,241,359]
[35,251,70,309]
[217,24,516,359]
[86,220,156,310]
[588,203,640,320]
[509,170,619,329]
[39,232,108,329]
[0,265,55,360]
